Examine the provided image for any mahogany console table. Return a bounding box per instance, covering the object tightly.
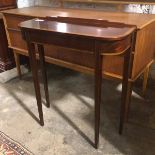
[1,7,155,141]
[19,17,136,148]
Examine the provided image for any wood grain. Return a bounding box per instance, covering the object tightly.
[2,7,155,80]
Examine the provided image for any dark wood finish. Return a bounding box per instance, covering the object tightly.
[125,81,133,121]
[2,7,155,80]
[26,36,44,126]
[0,0,17,71]
[94,41,102,149]
[2,7,155,138]
[2,7,155,137]
[20,18,136,148]
[119,32,136,134]
[38,44,50,108]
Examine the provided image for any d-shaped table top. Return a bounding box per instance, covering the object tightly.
[19,18,136,41]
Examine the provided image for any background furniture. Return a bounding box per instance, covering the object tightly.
[2,7,155,87]
[0,0,17,71]
[59,0,155,11]
[0,0,17,10]
[61,0,155,5]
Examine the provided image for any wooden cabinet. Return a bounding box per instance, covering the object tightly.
[2,6,155,80]
[0,0,17,71]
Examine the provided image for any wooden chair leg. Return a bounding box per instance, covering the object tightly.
[142,66,150,96]
[37,44,50,108]
[14,52,22,79]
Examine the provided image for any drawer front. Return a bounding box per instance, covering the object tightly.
[4,14,34,30]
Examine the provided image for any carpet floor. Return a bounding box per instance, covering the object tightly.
[0,64,155,155]
[0,131,33,155]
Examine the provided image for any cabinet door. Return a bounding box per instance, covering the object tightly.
[0,0,17,8]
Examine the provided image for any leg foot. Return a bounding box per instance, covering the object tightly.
[14,52,22,79]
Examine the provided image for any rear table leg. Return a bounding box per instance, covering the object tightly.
[94,41,102,149]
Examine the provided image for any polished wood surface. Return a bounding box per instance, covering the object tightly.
[62,0,155,5]
[20,18,135,41]
[2,7,155,80]
[20,18,135,148]
[2,6,155,29]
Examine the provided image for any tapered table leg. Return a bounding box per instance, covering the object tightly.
[37,44,50,108]
[119,30,136,134]
[124,81,133,122]
[119,48,132,134]
[94,41,102,149]
[26,35,44,126]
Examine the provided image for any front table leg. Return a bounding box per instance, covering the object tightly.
[26,38,44,126]
[94,42,102,149]
[37,44,50,108]
[119,47,132,134]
